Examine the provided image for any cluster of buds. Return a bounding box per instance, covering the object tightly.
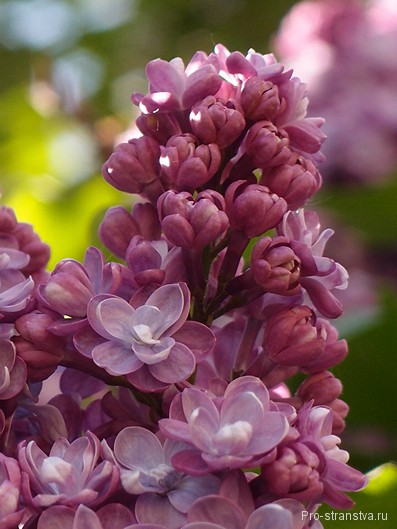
[0,44,366,528]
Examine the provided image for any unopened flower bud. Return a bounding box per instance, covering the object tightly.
[190,96,246,148]
[14,311,65,381]
[241,77,281,121]
[261,158,322,210]
[264,305,324,366]
[261,443,322,501]
[158,189,228,249]
[303,319,348,373]
[99,203,161,259]
[245,121,293,169]
[225,180,287,237]
[135,112,182,144]
[103,136,161,194]
[39,261,94,318]
[296,371,343,405]
[251,235,301,294]
[160,133,221,190]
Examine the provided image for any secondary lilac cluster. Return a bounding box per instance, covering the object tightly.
[0,44,367,529]
[274,0,397,185]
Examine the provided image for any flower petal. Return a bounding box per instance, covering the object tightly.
[92,341,142,375]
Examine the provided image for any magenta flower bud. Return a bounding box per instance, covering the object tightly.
[264,305,325,366]
[296,371,343,405]
[261,158,322,210]
[39,247,122,321]
[303,319,348,373]
[241,77,281,121]
[102,136,161,194]
[261,443,323,501]
[40,261,94,318]
[251,235,301,294]
[0,453,24,529]
[245,121,293,169]
[158,190,228,249]
[160,133,221,190]
[14,311,65,381]
[136,111,182,144]
[329,398,350,434]
[126,237,167,286]
[99,206,142,259]
[190,96,246,148]
[225,180,287,237]
[99,203,161,259]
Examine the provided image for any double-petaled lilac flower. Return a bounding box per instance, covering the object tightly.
[18,431,119,509]
[160,376,289,474]
[82,283,214,391]
[278,210,348,318]
[109,426,220,528]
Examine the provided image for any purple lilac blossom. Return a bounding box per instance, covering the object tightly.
[160,376,289,474]
[0,43,368,528]
[18,431,119,509]
[108,426,220,528]
[81,283,214,391]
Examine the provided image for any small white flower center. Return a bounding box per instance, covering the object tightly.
[132,324,161,345]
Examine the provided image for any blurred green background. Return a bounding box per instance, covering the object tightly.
[0,0,396,524]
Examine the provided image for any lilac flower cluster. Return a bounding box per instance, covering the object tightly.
[274,0,397,184]
[0,44,367,529]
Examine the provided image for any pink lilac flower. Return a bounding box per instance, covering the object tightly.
[160,376,289,474]
[79,283,214,391]
[18,431,119,509]
[108,426,220,528]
